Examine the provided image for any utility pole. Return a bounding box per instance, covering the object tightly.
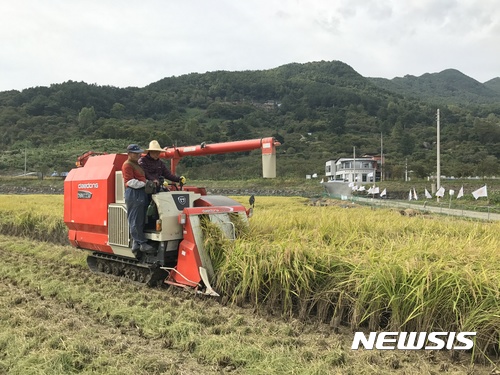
[436,109,441,191]
[353,146,356,185]
[380,132,383,182]
[405,158,408,182]
[24,148,27,175]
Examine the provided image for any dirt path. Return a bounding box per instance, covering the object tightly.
[354,197,500,221]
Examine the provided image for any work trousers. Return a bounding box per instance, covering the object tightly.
[125,187,147,246]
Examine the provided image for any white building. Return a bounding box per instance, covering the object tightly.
[325,157,378,183]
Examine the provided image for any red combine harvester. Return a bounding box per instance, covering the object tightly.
[64,137,280,296]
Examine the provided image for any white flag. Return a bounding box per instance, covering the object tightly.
[373,186,380,194]
[413,188,418,200]
[457,186,464,199]
[367,187,373,194]
[358,186,366,191]
[409,190,412,201]
[348,182,354,188]
[380,188,387,197]
[472,185,488,200]
[435,187,445,198]
[424,189,432,199]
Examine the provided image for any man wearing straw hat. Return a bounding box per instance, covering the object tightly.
[139,140,186,191]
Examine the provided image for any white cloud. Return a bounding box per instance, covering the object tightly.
[0,0,498,91]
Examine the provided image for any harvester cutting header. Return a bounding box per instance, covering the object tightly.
[64,137,280,296]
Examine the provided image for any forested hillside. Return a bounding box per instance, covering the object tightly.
[0,60,499,179]
[485,77,500,95]
[369,69,500,104]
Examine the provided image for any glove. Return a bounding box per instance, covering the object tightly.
[145,180,156,194]
[179,176,186,185]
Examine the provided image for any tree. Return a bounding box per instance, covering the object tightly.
[25,95,49,116]
[399,132,416,156]
[473,118,500,144]
[78,106,96,128]
[476,155,499,177]
[411,161,432,179]
[110,103,125,118]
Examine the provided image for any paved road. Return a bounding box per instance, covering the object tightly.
[354,197,500,221]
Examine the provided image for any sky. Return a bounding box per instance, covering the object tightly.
[1,0,499,92]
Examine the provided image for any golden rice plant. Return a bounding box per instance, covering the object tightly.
[210,196,500,359]
[0,195,67,244]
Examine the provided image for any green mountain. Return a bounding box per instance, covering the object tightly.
[484,77,500,95]
[0,61,499,180]
[369,69,500,104]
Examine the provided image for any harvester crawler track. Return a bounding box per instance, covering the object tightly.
[87,253,168,287]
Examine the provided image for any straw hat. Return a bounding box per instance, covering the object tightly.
[146,140,164,152]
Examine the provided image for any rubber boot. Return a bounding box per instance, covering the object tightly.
[140,243,156,254]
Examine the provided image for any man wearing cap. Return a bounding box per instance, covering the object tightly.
[139,140,186,191]
[122,144,155,255]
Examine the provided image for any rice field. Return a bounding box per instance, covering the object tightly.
[0,195,67,244]
[1,194,500,364]
[214,197,500,360]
